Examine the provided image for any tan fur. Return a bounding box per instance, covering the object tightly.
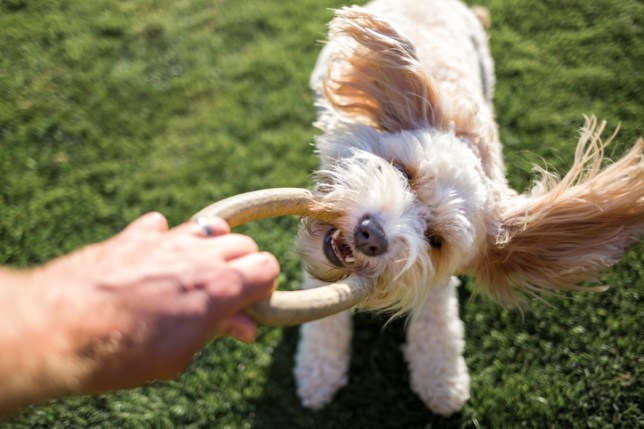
[471,6,491,29]
[471,117,644,304]
[325,10,459,134]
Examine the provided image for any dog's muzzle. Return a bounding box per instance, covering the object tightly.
[323,216,388,269]
[193,188,372,327]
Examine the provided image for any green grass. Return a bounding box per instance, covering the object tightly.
[1,0,642,427]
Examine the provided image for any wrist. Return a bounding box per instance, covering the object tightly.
[0,258,102,413]
[29,256,111,396]
[0,267,71,412]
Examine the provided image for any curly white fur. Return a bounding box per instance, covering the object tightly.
[294,0,643,416]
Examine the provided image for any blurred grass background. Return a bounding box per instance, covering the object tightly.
[1,0,642,427]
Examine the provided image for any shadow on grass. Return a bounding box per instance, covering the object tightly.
[249,300,473,428]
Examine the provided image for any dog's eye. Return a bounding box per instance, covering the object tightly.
[424,230,443,249]
[393,163,411,181]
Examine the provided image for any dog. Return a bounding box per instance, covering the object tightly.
[293,0,643,416]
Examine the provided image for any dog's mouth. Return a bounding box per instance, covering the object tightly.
[323,227,356,268]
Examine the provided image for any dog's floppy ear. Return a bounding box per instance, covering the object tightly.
[321,7,452,132]
[471,117,644,305]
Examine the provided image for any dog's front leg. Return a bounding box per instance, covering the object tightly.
[403,277,470,416]
[294,273,352,409]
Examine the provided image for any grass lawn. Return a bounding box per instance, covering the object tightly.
[1,0,642,427]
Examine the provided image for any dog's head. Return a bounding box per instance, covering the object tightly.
[298,126,494,316]
[297,8,497,316]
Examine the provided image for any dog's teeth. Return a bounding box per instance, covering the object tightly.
[344,256,356,264]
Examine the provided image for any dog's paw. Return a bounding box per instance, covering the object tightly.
[405,350,470,416]
[293,312,352,410]
[294,349,349,410]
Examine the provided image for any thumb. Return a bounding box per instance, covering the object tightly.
[221,312,258,343]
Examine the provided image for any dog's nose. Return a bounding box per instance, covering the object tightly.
[354,216,388,256]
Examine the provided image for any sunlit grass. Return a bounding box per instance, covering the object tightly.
[1,0,641,427]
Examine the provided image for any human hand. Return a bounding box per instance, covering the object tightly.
[30,212,279,394]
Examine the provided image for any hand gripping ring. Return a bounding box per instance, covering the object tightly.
[192,188,370,326]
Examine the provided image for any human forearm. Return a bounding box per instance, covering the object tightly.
[0,267,87,414]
